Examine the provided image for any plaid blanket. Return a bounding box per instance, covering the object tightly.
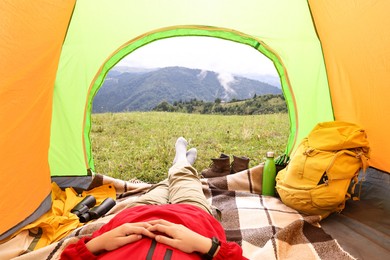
[11,165,354,260]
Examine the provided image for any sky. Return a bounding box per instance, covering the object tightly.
[117,36,279,82]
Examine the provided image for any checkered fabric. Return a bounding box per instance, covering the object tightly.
[10,165,354,260]
[205,165,354,259]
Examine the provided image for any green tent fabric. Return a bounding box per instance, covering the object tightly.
[50,0,333,177]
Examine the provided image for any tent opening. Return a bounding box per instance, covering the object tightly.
[86,32,292,181]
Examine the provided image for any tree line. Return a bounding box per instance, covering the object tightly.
[152,94,287,115]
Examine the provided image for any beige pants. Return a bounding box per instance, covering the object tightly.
[126,162,212,214]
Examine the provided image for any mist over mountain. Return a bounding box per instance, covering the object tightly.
[93,66,281,113]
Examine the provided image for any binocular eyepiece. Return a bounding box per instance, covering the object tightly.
[71,195,116,223]
[71,195,96,218]
[79,197,116,223]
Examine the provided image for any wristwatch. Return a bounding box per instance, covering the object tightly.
[203,236,220,259]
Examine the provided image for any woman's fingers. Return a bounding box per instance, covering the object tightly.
[104,220,206,254]
[148,219,173,226]
[155,234,175,247]
[147,223,168,234]
[120,223,156,238]
[122,234,143,243]
[125,222,153,230]
[147,219,179,236]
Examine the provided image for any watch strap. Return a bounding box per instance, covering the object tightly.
[204,236,220,259]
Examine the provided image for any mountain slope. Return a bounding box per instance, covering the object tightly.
[93,66,281,112]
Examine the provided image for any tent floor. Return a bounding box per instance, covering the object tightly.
[321,168,390,259]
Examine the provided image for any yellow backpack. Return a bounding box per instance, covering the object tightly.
[276,121,370,219]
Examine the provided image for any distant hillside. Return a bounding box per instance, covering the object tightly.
[93,66,282,113]
[153,94,287,115]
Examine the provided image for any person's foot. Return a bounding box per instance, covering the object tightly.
[172,137,188,164]
[186,148,197,165]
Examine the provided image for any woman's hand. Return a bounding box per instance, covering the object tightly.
[86,222,156,254]
[147,219,215,255]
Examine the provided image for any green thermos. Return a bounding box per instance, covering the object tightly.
[262,151,276,196]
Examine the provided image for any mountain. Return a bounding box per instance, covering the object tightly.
[93,66,281,113]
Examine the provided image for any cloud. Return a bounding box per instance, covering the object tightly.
[197,70,208,81]
[217,72,236,96]
[118,36,278,79]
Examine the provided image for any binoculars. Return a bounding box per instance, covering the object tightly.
[71,195,116,223]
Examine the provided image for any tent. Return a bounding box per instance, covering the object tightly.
[0,0,389,243]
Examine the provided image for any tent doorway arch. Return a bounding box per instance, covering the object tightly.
[83,25,297,172]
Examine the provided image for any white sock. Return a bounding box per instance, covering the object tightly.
[186,148,197,165]
[173,137,188,164]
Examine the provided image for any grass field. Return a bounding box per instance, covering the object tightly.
[91,112,290,183]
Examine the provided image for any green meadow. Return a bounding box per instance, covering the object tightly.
[91,112,290,183]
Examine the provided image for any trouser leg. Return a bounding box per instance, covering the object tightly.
[168,162,212,214]
[126,179,169,207]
